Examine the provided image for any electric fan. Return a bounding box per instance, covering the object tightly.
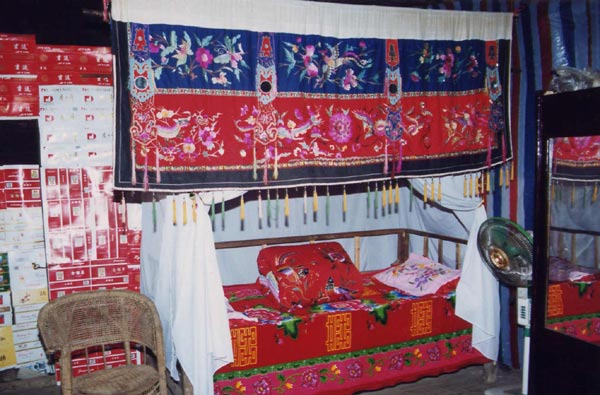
[477,217,533,395]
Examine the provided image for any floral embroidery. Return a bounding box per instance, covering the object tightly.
[149,30,249,83]
[215,334,480,395]
[282,38,377,90]
[442,102,490,150]
[410,43,481,84]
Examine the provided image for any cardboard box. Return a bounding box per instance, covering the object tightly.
[0,306,12,326]
[16,346,46,364]
[0,291,10,307]
[0,325,17,369]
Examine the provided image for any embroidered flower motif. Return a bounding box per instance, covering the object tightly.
[389,354,403,370]
[182,137,196,154]
[253,377,272,395]
[211,71,229,85]
[347,361,363,378]
[328,112,353,143]
[427,345,441,361]
[343,69,358,91]
[301,369,319,388]
[195,47,214,69]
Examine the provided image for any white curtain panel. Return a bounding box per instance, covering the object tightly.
[410,176,500,361]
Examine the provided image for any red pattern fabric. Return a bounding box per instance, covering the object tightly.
[256,242,363,310]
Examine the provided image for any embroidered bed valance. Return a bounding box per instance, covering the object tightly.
[111,0,513,192]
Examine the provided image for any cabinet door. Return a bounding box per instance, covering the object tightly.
[530,87,600,395]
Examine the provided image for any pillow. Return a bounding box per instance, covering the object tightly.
[256,242,364,310]
[372,253,461,296]
[548,256,600,282]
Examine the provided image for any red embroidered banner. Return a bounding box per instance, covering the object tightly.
[112,3,513,192]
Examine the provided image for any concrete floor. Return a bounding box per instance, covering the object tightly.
[0,364,521,395]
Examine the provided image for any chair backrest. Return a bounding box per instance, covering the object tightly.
[38,289,162,357]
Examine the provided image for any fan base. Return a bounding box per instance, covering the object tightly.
[484,384,522,395]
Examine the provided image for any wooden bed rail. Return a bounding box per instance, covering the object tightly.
[551,226,600,269]
[215,228,467,269]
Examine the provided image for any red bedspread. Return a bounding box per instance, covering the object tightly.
[214,272,488,395]
[546,278,600,344]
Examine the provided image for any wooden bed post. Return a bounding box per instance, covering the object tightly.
[398,231,409,263]
[353,236,361,269]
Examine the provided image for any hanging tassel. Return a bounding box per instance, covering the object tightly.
[409,182,413,212]
[463,175,467,198]
[210,193,216,231]
[155,146,161,184]
[258,191,263,229]
[253,144,258,180]
[396,141,403,173]
[384,142,389,174]
[394,181,400,213]
[593,183,598,203]
[313,186,318,222]
[131,147,137,186]
[366,184,371,219]
[152,194,157,232]
[191,194,197,223]
[374,183,379,219]
[423,179,428,203]
[486,171,491,193]
[263,149,268,185]
[182,196,188,226]
[499,166,504,187]
[551,182,556,201]
[275,189,280,228]
[274,146,279,180]
[510,161,515,181]
[267,189,272,228]
[143,154,149,191]
[172,195,177,226]
[343,185,347,222]
[469,174,474,198]
[437,178,442,202]
[486,132,492,167]
[240,194,245,231]
[505,166,510,188]
[430,178,435,202]
[221,195,225,231]
[388,181,393,214]
[326,186,330,226]
[303,187,308,225]
[284,189,290,227]
[381,182,387,217]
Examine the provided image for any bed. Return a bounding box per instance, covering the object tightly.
[209,228,490,395]
[546,227,600,345]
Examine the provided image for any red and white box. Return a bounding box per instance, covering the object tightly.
[47,262,91,283]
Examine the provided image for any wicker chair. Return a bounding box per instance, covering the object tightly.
[37,290,167,395]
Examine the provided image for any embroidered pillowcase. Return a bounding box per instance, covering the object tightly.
[548,256,600,282]
[257,242,364,310]
[372,253,461,296]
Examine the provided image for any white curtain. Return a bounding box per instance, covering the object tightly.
[141,193,239,395]
[409,176,500,361]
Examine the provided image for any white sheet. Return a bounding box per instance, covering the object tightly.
[141,194,233,395]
